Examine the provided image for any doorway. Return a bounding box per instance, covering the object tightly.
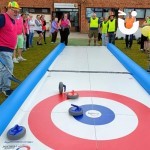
[52,8,79,32]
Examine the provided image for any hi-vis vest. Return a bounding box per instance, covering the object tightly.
[108,19,116,32]
[90,17,99,28]
[102,21,108,34]
[125,17,135,29]
[146,19,150,25]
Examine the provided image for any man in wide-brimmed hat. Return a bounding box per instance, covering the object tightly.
[0,1,21,96]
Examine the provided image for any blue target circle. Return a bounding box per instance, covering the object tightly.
[74,104,115,125]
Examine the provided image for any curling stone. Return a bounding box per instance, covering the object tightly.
[69,104,83,116]
[7,124,26,140]
[59,82,66,94]
[67,90,79,99]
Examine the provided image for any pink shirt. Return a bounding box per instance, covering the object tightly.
[23,19,29,34]
[61,19,70,28]
[0,13,17,50]
[16,16,24,35]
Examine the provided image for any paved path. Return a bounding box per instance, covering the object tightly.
[35,31,88,39]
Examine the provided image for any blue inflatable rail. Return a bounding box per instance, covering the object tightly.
[107,43,150,95]
[0,43,65,135]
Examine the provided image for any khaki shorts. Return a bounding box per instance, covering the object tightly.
[88,29,98,38]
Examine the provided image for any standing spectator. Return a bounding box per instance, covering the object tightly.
[88,13,100,46]
[107,15,117,45]
[98,17,103,42]
[29,14,35,47]
[25,12,30,49]
[0,1,20,96]
[22,12,29,50]
[58,13,71,45]
[124,11,136,49]
[35,15,43,45]
[13,13,26,63]
[74,12,79,32]
[140,16,150,52]
[50,17,58,43]
[41,15,47,44]
[101,16,109,46]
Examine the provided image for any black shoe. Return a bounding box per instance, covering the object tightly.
[2,89,13,96]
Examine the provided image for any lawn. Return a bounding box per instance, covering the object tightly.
[0,37,149,104]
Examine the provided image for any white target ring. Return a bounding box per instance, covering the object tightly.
[51,97,138,140]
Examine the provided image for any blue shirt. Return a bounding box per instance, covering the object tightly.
[0,14,5,28]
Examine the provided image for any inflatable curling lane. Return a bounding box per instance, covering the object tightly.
[107,43,150,95]
[0,43,66,135]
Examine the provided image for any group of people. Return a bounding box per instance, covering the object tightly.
[89,11,150,51]
[50,13,71,45]
[0,0,72,97]
[0,1,48,96]
[1,0,149,97]
[140,16,150,52]
[88,12,117,46]
[12,12,47,63]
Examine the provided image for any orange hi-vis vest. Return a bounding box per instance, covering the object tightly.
[125,17,135,29]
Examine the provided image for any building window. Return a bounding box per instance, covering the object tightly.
[42,9,48,13]
[135,9,145,19]
[86,8,94,18]
[145,9,150,18]
[86,8,118,18]
[29,8,35,13]
[124,8,134,15]
[124,8,145,19]
[86,8,104,18]
[22,7,50,14]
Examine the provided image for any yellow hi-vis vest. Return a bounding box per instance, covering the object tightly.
[146,19,150,25]
[102,21,108,34]
[108,19,116,32]
[90,17,99,28]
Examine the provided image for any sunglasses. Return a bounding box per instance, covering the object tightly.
[11,8,19,13]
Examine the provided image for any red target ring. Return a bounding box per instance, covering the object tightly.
[28,91,150,150]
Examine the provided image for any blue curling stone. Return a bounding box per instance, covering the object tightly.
[69,104,83,116]
[7,124,26,140]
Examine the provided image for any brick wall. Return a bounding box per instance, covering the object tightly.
[1,0,150,33]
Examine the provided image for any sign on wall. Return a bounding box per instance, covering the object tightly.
[54,3,78,8]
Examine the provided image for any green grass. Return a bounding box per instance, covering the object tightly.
[0,37,149,104]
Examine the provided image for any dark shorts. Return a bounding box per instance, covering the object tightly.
[36,31,42,34]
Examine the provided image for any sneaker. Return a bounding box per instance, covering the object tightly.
[2,89,13,96]
[17,56,27,61]
[13,58,19,63]
[139,49,144,51]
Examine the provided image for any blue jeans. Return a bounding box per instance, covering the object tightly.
[29,31,34,47]
[102,33,108,46]
[0,51,13,92]
[108,32,115,45]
